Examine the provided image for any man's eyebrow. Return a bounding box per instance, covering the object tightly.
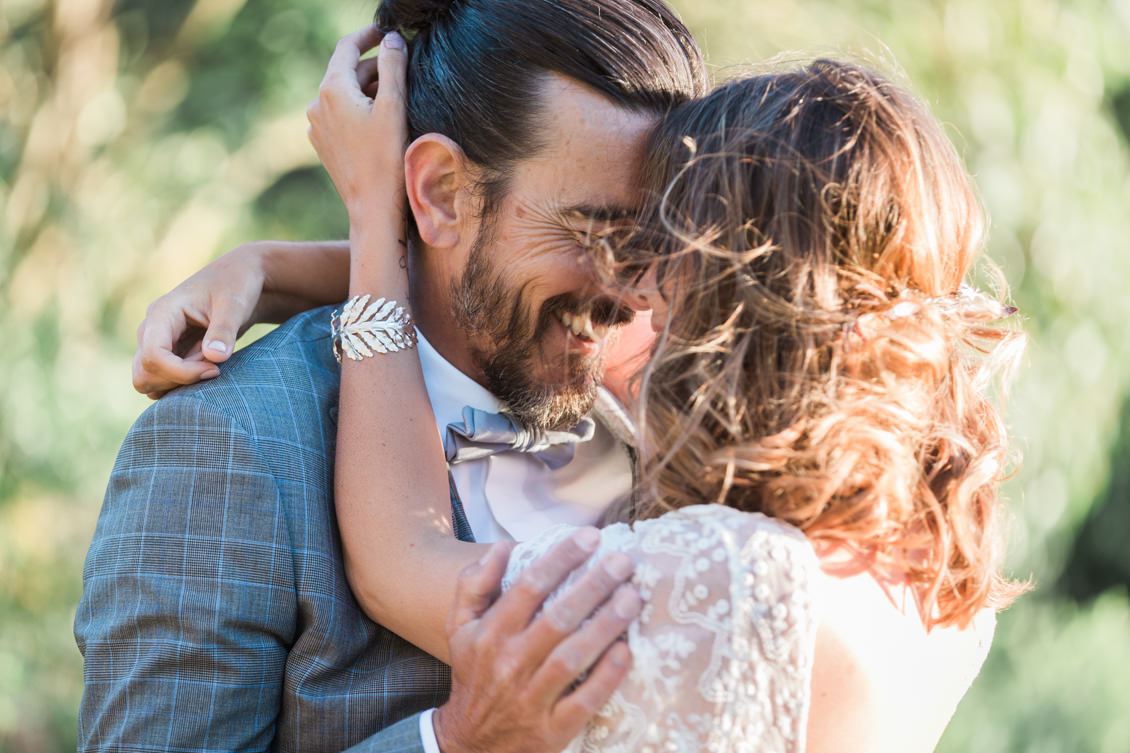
[561,204,637,223]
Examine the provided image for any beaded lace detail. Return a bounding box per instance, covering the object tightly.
[504,505,820,753]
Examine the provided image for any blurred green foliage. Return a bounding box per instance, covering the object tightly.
[1,0,1127,751]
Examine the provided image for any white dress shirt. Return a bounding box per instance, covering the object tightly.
[414,332,634,753]
[417,332,634,543]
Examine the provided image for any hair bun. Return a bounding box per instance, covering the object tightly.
[377,0,457,35]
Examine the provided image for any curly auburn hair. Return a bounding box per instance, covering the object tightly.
[626,59,1027,629]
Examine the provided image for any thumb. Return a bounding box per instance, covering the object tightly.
[375,31,408,108]
[201,297,245,363]
[201,336,233,363]
[448,542,516,633]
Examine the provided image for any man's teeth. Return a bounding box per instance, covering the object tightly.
[557,311,609,342]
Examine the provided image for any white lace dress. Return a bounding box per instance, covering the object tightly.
[503,504,820,753]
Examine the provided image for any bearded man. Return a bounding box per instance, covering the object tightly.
[75,1,707,752]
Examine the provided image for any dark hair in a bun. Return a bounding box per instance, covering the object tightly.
[372,0,708,224]
[377,0,455,36]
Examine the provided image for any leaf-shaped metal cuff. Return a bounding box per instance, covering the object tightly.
[330,294,417,363]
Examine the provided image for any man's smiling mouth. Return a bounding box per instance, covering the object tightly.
[541,294,636,354]
[556,309,611,343]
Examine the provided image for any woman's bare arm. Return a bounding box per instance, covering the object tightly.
[310,27,484,661]
[132,239,351,397]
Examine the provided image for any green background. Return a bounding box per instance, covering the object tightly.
[2,0,1128,750]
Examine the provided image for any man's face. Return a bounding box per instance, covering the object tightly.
[452,75,656,430]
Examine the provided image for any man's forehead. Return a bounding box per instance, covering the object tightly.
[511,74,657,219]
[534,73,658,154]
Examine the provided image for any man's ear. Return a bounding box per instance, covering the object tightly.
[405,134,473,249]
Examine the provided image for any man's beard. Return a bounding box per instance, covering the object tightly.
[450,224,633,431]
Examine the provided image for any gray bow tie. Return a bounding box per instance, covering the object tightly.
[443,407,596,470]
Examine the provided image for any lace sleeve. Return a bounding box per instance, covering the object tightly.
[504,504,820,753]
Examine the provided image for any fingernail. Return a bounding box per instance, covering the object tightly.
[383,31,405,50]
[202,369,221,379]
[612,586,642,620]
[603,552,634,580]
[205,340,228,355]
[573,527,600,553]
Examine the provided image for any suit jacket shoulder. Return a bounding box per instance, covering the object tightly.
[76,307,442,753]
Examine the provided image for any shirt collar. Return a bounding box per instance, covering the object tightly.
[417,329,503,438]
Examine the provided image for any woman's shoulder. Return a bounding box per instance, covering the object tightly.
[508,504,819,588]
[634,502,810,540]
[624,504,820,635]
[504,504,821,753]
[629,504,819,576]
[587,505,819,753]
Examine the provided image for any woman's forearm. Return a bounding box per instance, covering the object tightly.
[314,32,483,661]
[252,240,352,322]
[334,208,485,662]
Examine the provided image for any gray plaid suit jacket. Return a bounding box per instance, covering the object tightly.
[75,306,472,753]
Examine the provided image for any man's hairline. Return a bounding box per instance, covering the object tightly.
[425,69,666,212]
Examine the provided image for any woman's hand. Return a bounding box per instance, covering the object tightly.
[132,243,268,398]
[131,241,350,399]
[133,25,408,400]
[433,538,638,753]
[306,27,408,225]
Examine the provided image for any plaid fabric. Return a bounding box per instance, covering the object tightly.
[75,306,463,753]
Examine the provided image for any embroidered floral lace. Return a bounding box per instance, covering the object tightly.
[504,505,821,753]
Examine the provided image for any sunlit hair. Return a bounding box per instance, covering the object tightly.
[626,59,1027,629]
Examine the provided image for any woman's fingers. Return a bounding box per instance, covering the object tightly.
[480,528,602,638]
[356,55,382,95]
[550,641,632,732]
[375,33,408,108]
[200,293,249,363]
[132,312,221,397]
[322,25,383,96]
[528,583,641,707]
[318,31,406,110]
[308,27,405,149]
[308,25,410,233]
[519,551,635,662]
